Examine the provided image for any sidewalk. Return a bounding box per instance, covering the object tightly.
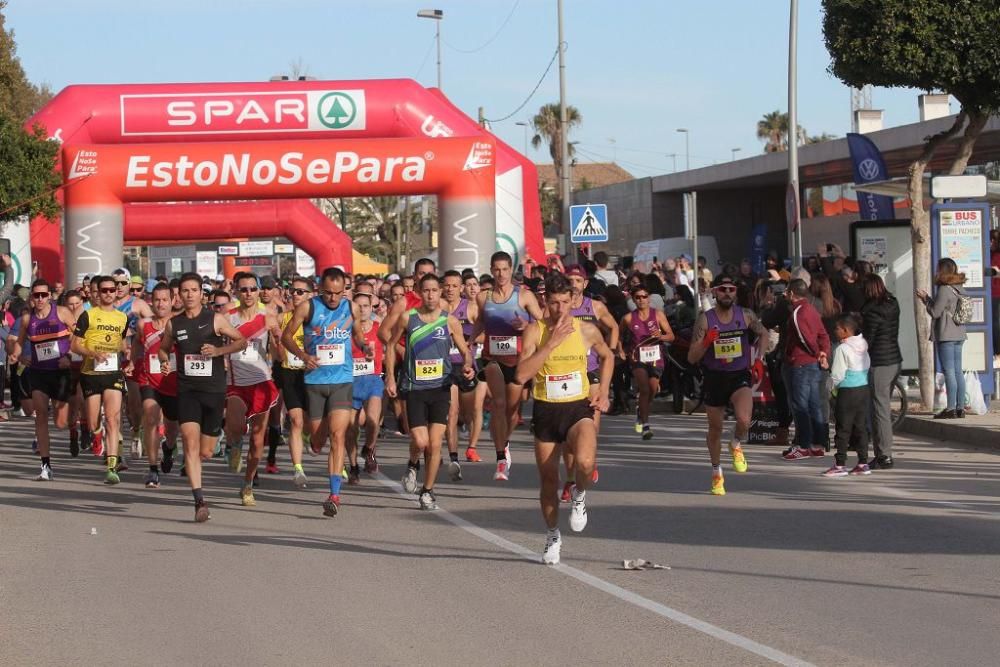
[898,411,1000,452]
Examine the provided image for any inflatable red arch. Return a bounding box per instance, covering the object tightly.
[26,80,543,281]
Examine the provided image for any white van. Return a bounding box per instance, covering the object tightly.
[632,236,721,274]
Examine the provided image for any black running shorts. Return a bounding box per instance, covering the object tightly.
[406,386,451,428]
[531,399,594,444]
[702,368,752,408]
[27,368,71,403]
[177,390,225,436]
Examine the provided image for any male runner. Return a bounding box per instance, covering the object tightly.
[441,269,481,476]
[132,283,179,488]
[346,291,384,482]
[274,276,314,488]
[516,272,613,565]
[15,279,75,480]
[223,273,283,506]
[687,275,768,495]
[71,275,130,484]
[158,272,246,522]
[471,251,544,481]
[256,275,286,473]
[281,267,371,518]
[385,273,475,510]
[112,268,154,453]
[62,289,87,456]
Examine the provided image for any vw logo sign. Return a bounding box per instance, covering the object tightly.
[858,158,881,181]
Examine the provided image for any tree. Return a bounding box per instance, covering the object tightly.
[756,110,818,152]
[823,0,1000,409]
[0,1,51,121]
[531,102,581,232]
[318,196,423,271]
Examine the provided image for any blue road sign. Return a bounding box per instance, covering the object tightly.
[570,204,609,243]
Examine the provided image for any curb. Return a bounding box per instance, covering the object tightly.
[897,415,1000,452]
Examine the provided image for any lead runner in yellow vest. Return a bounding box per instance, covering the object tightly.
[516,272,614,566]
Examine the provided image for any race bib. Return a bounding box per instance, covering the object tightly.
[94,354,119,372]
[35,340,59,362]
[546,371,583,400]
[317,343,345,366]
[353,359,375,376]
[489,335,517,356]
[238,345,260,363]
[286,350,304,369]
[415,358,444,381]
[184,354,212,377]
[639,345,661,363]
[148,353,176,375]
[714,337,743,361]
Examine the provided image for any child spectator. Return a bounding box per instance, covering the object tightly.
[824,314,871,477]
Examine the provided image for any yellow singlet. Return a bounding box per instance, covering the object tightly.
[532,319,590,403]
[75,307,127,375]
[280,310,306,371]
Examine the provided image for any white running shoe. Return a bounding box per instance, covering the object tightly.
[418,490,438,511]
[292,469,308,489]
[542,530,562,565]
[35,464,52,481]
[569,486,588,532]
[448,460,462,482]
[504,443,512,470]
[402,467,419,494]
[493,460,509,481]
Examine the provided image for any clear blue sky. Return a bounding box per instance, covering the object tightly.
[8,0,934,177]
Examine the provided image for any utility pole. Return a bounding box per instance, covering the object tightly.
[557,0,571,237]
[787,0,802,264]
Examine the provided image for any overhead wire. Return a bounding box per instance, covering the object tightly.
[483,45,561,124]
[443,0,522,54]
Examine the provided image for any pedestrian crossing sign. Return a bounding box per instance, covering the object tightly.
[569,204,609,243]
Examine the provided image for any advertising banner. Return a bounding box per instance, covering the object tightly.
[846,133,895,221]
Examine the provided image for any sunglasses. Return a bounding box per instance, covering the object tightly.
[115,281,129,286]
[238,286,259,293]
[291,288,312,296]
[130,287,143,294]
[632,293,650,300]
[31,292,49,299]
[714,285,737,293]
[212,302,229,309]
[100,287,117,294]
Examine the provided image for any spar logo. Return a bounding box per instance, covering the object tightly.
[125,150,427,188]
[68,149,99,179]
[121,90,367,135]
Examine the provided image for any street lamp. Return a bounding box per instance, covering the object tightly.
[666,153,677,172]
[417,9,444,89]
[731,147,742,161]
[515,121,529,156]
[676,128,690,170]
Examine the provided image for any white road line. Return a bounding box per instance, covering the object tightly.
[376,474,815,667]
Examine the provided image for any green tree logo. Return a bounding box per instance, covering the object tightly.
[317,92,357,129]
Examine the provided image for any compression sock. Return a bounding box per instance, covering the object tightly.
[329,474,342,496]
[496,450,506,462]
[449,452,459,463]
[41,456,51,467]
[192,487,204,504]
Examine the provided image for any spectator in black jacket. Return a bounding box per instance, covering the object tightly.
[860,273,902,469]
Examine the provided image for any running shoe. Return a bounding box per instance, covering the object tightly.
[322,494,340,517]
[402,467,419,494]
[465,447,482,463]
[194,500,211,523]
[710,473,725,496]
[560,481,573,503]
[782,446,812,461]
[80,428,92,452]
[729,444,748,473]
[822,465,849,478]
[542,531,562,565]
[160,440,174,474]
[104,469,121,485]
[227,441,244,473]
[641,427,653,441]
[448,460,462,482]
[264,463,280,474]
[419,490,439,511]
[341,466,349,481]
[116,457,129,473]
[591,467,599,484]
[505,443,512,470]
[144,470,160,489]
[809,447,826,457]
[493,460,510,482]
[69,427,80,457]
[849,463,872,476]
[91,430,104,458]
[240,484,256,507]
[31,439,38,454]
[347,465,360,485]
[569,486,588,532]
[360,445,371,461]
[364,449,379,474]
[213,435,225,458]
[35,464,52,482]
[292,469,308,489]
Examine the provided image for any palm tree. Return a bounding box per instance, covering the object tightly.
[757,110,788,153]
[531,103,582,231]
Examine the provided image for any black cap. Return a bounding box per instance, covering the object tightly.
[711,275,737,288]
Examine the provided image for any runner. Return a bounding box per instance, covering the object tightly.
[347,291,384,482]
[112,268,154,454]
[385,273,475,510]
[281,267,371,518]
[458,272,487,460]
[563,265,620,498]
[441,269,479,478]
[14,279,75,480]
[620,284,675,440]
[273,276,314,488]
[62,289,87,456]
[158,272,247,522]
[516,272,613,565]
[686,275,768,496]
[470,251,544,481]
[258,275,287,474]
[70,275,131,484]
[132,283,179,489]
[223,273,283,507]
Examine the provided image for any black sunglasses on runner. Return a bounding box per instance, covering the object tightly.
[291,288,311,296]
[31,291,49,299]
[238,286,259,293]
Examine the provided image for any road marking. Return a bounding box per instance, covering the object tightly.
[376,475,814,667]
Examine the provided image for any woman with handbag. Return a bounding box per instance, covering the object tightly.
[916,258,968,419]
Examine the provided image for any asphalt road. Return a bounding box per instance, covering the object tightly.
[1,408,998,666]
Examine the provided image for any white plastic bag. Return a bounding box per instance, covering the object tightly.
[964,371,988,415]
[934,372,947,411]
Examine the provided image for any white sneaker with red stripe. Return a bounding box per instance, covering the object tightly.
[494,460,510,481]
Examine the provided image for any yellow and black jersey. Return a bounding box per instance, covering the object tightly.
[74,308,128,375]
